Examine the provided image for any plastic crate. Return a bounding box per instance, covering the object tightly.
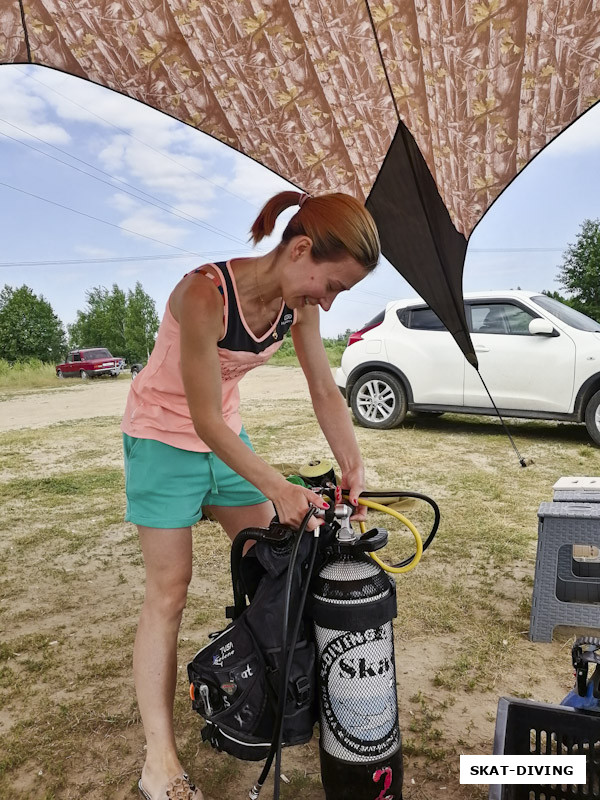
[488,697,600,799]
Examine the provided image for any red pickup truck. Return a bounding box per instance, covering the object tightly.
[56,348,125,379]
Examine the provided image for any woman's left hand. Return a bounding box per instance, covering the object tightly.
[341,464,367,522]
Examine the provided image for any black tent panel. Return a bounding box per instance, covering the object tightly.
[366,122,475,368]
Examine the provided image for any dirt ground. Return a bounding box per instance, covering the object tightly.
[1,369,599,800]
[0,366,309,432]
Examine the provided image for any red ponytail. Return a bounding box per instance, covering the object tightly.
[249,190,380,272]
[250,191,304,245]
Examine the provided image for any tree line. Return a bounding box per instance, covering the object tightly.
[543,218,600,321]
[0,281,159,364]
[1,219,599,365]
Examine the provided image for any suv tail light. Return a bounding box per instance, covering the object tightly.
[347,320,383,346]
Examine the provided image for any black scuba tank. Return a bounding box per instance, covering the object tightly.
[310,511,403,800]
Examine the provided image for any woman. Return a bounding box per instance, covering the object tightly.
[122,190,380,800]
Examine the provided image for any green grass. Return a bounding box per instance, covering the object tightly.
[0,358,131,394]
[0,468,123,502]
[0,358,59,391]
[269,336,347,367]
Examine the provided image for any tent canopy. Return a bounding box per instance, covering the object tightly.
[2,0,599,363]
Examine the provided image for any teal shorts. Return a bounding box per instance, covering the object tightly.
[123,428,268,529]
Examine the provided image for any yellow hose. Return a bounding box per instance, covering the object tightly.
[356,497,423,574]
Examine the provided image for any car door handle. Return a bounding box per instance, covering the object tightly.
[474,345,490,353]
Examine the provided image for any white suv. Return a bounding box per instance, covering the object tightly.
[335,290,600,445]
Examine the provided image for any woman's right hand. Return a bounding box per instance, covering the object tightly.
[269,479,329,530]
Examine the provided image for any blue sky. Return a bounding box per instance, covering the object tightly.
[1,64,599,339]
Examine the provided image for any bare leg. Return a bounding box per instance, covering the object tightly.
[133,504,272,797]
[134,525,203,798]
[204,500,275,543]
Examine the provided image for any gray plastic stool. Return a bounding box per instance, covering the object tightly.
[557,545,600,604]
[529,502,600,642]
[553,476,600,503]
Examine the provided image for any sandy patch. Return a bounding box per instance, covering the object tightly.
[0,366,311,432]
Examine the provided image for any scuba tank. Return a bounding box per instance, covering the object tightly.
[310,505,403,800]
[189,457,437,800]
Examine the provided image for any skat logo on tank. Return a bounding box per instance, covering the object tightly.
[334,700,393,732]
[319,627,399,757]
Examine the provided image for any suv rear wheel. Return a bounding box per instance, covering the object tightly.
[350,371,407,429]
[585,389,600,446]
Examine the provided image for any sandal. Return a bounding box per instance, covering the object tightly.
[138,772,202,800]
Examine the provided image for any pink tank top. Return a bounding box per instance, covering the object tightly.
[121,261,296,452]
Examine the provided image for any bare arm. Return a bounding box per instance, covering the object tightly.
[292,305,366,519]
[173,276,327,528]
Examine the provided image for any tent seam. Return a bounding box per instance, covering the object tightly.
[17,0,31,62]
[363,0,400,123]
[364,0,471,359]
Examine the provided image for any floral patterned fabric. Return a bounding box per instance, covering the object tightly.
[1,0,599,237]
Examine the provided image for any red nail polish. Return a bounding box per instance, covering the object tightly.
[323,502,330,509]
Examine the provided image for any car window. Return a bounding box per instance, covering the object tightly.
[362,311,385,329]
[530,294,600,331]
[83,349,112,359]
[469,303,535,335]
[407,307,447,331]
[73,353,81,362]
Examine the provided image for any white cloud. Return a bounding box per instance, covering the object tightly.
[97,130,222,202]
[118,207,191,246]
[22,65,229,159]
[0,66,71,145]
[96,135,128,173]
[10,64,297,242]
[22,66,167,133]
[228,156,297,205]
[126,147,216,204]
[110,192,139,213]
[174,123,241,158]
[3,64,304,266]
[96,134,224,238]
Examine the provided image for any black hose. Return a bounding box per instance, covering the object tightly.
[253,522,303,795]
[251,507,317,798]
[230,528,268,618]
[274,529,320,799]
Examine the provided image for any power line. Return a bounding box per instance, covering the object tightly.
[0,117,171,205]
[0,251,258,269]
[356,287,399,300]
[469,247,563,252]
[20,67,258,208]
[0,180,205,255]
[0,120,249,247]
